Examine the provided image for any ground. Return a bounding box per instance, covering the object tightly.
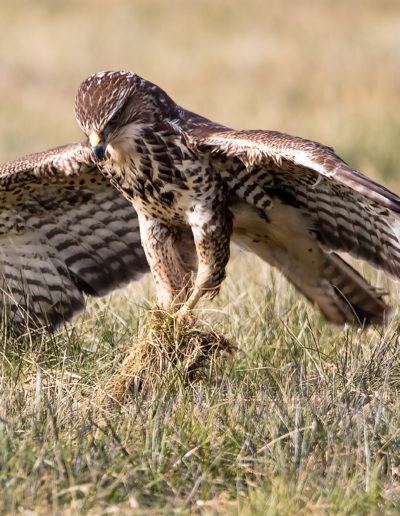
[1,0,400,514]
[1,255,400,514]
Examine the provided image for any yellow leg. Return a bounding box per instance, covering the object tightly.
[173,286,203,325]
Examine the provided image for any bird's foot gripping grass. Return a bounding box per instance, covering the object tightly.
[102,309,234,406]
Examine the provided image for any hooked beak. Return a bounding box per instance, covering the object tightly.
[89,131,107,160]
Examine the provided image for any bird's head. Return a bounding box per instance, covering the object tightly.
[75,70,178,160]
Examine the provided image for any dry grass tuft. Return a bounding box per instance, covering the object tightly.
[101,309,234,405]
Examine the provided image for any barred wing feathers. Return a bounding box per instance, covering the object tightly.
[189,125,400,276]
[188,123,400,325]
[0,142,148,331]
[189,126,400,211]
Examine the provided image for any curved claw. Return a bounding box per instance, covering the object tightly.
[174,303,193,330]
[173,284,204,327]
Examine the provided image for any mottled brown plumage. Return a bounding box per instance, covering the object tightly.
[1,70,399,332]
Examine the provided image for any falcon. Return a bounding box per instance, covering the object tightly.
[1,70,399,333]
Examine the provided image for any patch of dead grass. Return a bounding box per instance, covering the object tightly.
[101,309,235,406]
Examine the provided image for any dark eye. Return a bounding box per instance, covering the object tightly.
[109,108,123,125]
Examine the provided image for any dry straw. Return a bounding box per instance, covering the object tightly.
[102,309,235,405]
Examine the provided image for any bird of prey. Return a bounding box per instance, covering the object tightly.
[0,70,399,333]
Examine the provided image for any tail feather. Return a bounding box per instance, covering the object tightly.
[290,253,393,326]
[231,201,394,327]
[314,253,393,325]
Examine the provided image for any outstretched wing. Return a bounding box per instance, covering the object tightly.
[182,119,400,325]
[0,142,149,332]
[187,122,400,279]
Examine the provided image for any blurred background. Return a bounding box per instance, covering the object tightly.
[0,0,399,189]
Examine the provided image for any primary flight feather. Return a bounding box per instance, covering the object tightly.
[0,70,399,331]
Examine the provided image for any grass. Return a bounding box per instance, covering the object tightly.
[1,0,400,513]
[101,309,234,404]
[1,255,400,515]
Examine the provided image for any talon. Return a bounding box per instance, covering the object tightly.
[174,303,193,329]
